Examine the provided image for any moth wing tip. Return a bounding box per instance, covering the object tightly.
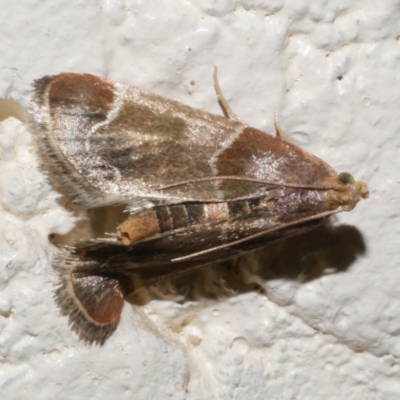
[55,273,125,345]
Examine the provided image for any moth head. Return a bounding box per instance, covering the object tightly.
[337,172,369,200]
[321,173,369,212]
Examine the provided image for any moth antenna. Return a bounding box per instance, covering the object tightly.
[213,66,247,125]
[155,175,337,191]
[274,113,290,141]
[171,209,336,263]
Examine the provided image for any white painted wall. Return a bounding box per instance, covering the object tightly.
[0,1,398,399]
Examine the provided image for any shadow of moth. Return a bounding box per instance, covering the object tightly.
[30,72,369,344]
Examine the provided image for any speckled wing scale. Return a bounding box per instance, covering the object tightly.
[30,73,369,344]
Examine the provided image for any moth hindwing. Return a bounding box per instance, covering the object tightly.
[31,73,369,344]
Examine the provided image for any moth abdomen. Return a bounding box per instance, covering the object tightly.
[117,199,270,246]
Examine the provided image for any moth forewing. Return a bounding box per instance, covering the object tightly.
[31,72,369,344]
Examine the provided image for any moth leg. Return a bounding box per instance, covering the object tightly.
[274,113,290,141]
[213,66,247,125]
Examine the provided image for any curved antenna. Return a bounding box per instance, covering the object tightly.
[154,175,338,191]
[170,209,336,263]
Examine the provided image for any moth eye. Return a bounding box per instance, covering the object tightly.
[337,172,355,185]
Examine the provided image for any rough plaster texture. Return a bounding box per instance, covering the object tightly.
[0,1,398,399]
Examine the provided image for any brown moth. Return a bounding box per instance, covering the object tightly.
[30,71,369,344]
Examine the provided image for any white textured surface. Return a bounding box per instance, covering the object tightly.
[0,1,398,399]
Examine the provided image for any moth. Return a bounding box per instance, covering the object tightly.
[31,71,369,344]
